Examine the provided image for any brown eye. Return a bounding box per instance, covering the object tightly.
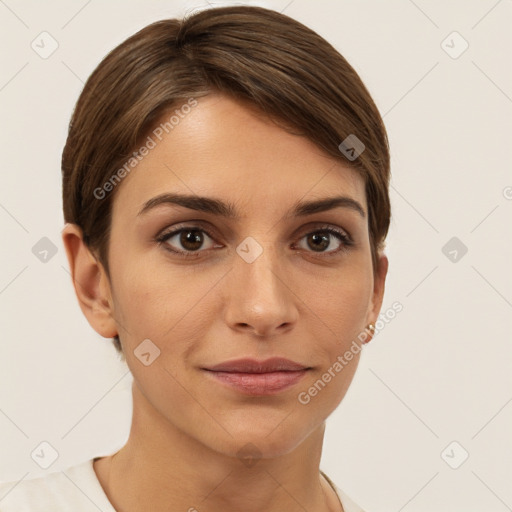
[306,232,330,252]
[156,226,218,257]
[296,227,352,255]
[178,229,205,251]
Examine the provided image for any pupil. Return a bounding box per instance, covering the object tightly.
[310,233,328,251]
[182,230,203,251]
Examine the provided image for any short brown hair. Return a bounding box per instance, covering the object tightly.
[62,5,391,357]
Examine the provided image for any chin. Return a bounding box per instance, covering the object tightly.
[207,419,315,462]
[216,437,302,463]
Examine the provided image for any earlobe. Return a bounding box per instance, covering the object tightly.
[61,223,118,339]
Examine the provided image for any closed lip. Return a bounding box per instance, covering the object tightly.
[203,357,310,373]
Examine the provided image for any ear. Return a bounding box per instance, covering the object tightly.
[61,223,118,338]
[367,251,389,327]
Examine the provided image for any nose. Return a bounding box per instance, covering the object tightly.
[223,242,299,338]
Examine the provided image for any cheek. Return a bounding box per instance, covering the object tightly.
[110,251,223,349]
[295,271,371,414]
[309,262,373,340]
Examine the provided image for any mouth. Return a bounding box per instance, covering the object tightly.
[202,357,311,396]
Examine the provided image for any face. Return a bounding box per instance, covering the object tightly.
[83,94,386,458]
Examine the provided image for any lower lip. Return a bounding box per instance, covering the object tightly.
[204,370,309,395]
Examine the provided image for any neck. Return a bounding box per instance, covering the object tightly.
[95,381,341,512]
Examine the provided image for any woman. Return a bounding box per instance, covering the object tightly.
[0,5,389,511]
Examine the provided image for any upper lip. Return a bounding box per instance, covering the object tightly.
[204,357,309,373]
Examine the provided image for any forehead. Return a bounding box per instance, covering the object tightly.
[111,94,366,219]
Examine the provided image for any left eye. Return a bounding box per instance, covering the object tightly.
[294,228,351,254]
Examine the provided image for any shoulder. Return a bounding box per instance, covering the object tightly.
[321,471,366,512]
[0,458,115,512]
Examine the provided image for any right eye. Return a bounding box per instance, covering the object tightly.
[155,225,222,259]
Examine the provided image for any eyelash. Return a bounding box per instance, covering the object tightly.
[154,224,354,260]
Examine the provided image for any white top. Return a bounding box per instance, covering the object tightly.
[0,458,364,512]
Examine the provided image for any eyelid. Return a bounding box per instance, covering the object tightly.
[292,224,353,256]
[155,221,354,257]
[155,222,218,252]
[156,220,351,239]
[297,222,351,239]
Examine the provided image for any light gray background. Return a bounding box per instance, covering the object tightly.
[1,1,511,511]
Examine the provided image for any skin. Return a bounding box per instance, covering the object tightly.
[62,93,388,512]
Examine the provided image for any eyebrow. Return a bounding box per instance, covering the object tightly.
[137,193,365,219]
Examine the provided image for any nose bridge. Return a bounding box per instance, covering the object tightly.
[225,233,297,336]
[235,234,284,303]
